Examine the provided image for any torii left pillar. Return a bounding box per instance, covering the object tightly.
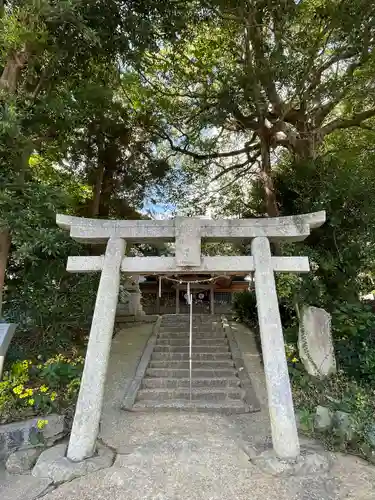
[67,238,125,461]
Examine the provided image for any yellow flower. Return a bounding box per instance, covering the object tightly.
[37,364,42,369]
[13,385,24,395]
[37,419,48,430]
[19,392,28,399]
[291,357,298,363]
[40,385,48,393]
[28,398,35,405]
[50,392,57,402]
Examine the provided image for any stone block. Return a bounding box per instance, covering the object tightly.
[32,442,115,484]
[0,414,67,460]
[333,411,355,441]
[314,406,333,432]
[298,306,336,378]
[6,448,42,474]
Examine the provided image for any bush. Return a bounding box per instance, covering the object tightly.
[0,354,84,424]
[232,291,257,326]
[331,301,375,384]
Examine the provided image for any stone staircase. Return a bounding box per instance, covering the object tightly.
[132,315,253,413]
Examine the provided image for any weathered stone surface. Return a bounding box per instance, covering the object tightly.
[333,411,354,441]
[67,237,126,462]
[5,448,42,474]
[314,405,333,432]
[57,211,326,243]
[175,216,201,267]
[32,442,115,484]
[0,463,52,500]
[298,306,336,378]
[250,447,333,477]
[42,414,66,445]
[0,414,66,460]
[251,236,300,459]
[118,276,144,316]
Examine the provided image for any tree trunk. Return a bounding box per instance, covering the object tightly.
[91,162,105,217]
[98,143,118,217]
[259,131,279,217]
[0,52,28,92]
[0,230,11,318]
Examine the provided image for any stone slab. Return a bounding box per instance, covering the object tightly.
[221,316,261,412]
[121,317,161,410]
[5,448,42,474]
[298,306,336,378]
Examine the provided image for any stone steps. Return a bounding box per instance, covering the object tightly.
[156,338,228,346]
[153,345,229,353]
[149,360,235,369]
[157,332,226,339]
[151,352,231,361]
[145,368,238,378]
[141,377,240,389]
[131,315,250,414]
[136,387,245,401]
[132,400,250,414]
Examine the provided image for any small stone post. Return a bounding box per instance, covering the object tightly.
[67,237,125,462]
[251,236,300,459]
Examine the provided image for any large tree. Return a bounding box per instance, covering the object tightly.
[136,0,375,216]
[0,0,199,312]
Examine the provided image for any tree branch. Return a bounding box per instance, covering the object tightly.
[161,131,259,160]
[321,108,375,136]
[303,49,357,99]
[211,150,260,182]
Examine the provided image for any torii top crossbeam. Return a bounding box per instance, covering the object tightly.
[57,212,325,272]
[57,212,325,243]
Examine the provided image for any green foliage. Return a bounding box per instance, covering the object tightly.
[331,302,375,384]
[291,367,375,456]
[0,154,97,358]
[274,151,375,303]
[232,291,257,326]
[0,355,84,424]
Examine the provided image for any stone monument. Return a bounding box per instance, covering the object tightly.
[298,306,336,378]
[57,211,326,462]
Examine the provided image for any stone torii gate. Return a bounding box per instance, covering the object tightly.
[57,211,326,463]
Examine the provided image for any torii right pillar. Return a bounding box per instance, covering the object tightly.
[252,237,300,458]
